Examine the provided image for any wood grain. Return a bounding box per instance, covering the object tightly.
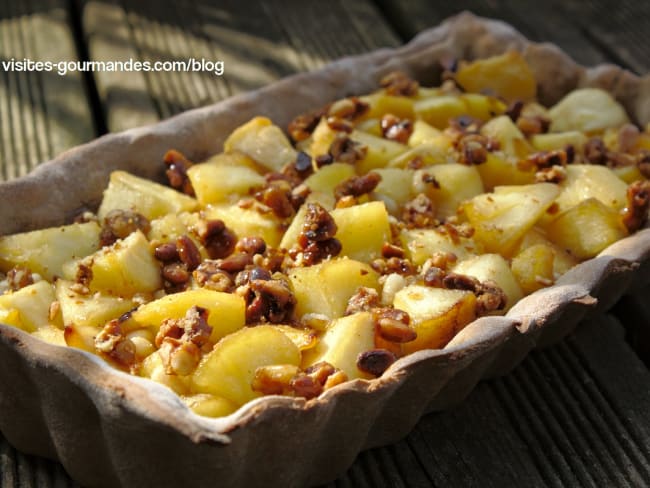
[0,0,94,181]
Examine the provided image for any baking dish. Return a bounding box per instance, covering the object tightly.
[1,12,649,488]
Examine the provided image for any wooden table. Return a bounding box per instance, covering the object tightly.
[1,1,649,486]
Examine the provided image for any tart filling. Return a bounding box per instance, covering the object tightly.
[1,51,648,418]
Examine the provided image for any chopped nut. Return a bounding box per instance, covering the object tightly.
[252,364,300,395]
[48,301,61,322]
[290,374,322,399]
[6,266,34,291]
[326,116,354,133]
[621,180,650,232]
[381,242,405,259]
[328,134,368,164]
[442,272,480,292]
[176,235,201,271]
[300,203,337,242]
[193,260,234,292]
[155,306,212,376]
[535,165,567,183]
[288,106,328,142]
[584,137,608,165]
[521,149,567,171]
[423,266,446,287]
[374,308,416,343]
[164,149,195,196]
[154,242,179,262]
[457,134,490,165]
[334,172,381,201]
[475,280,508,315]
[238,278,296,324]
[345,287,380,315]
[195,219,236,260]
[95,319,136,369]
[380,114,414,144]
[516,115,550,136]
[162,263,190,285]
[328,97,369,120]
[402,193,437,229]
[256,180,295,219]
[380,71,419,97]
[100,209,151,247]
[356,349,397,377]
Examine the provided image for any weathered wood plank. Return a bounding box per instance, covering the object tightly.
[556,0,650,74]
[82,0,399,132]
[0,0,94,181]
[375,0,611,68]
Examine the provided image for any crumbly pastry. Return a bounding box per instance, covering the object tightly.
[0,12,649,488]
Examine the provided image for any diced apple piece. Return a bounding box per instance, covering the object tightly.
[223,116,297,172]
[553,164,629,213]
[477,153,535,190]
[181,393,239,418]
[414,95,467,129]
[387,143,451,168]
[461,93,507,120]
[453,253,523,311]
[399,228,479,266]
[98,171,198,221]
[0,221,101,281]
[394,285,476,353]
[70,230,162,296]
[530,131,588,152]
[414,164,484,219]
[140,351,191,395]
[515,227,578,279]
[308,118,339,159]
[481,115,533,159]
[0,308,22,330]
[462,183,559,257]
[200,150,260,170]
[455,51,536,102]
[548,88,629,133]
[545,198,628,259]
[268,325,318,352]
[187,163,264,205]
[302,312,376,380]
[147,212,195,243]
[303,163,356,196]
[0,280,57,332]
[612,165,644,184]
[359,93,415,120]
[373,168,414,213]
[203,204,284,249]
[31,324,66,346]
[289,257,380,320]
[192,325,301,406]
[121,288,245,343]
[331,201,390,262]
[56,279,137,330]
[408,120,453,149]
[355,118,382,137]
[511,244,556,294]
[351,130,408,173]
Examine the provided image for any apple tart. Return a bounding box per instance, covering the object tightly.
[1,50,649,419]
[1,13,650,488]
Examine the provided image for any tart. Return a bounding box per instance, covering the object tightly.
[0,12,649,488]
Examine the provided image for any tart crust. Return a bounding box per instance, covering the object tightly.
[0,12,649,488]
